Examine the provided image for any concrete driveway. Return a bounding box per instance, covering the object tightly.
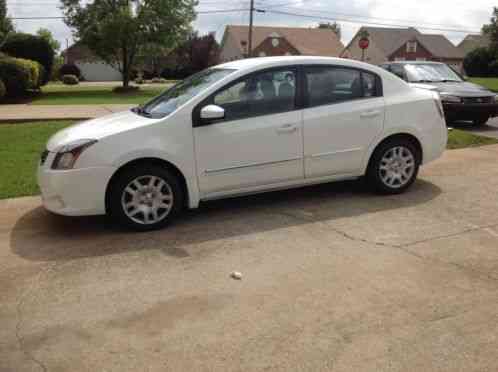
[2,145,498,372]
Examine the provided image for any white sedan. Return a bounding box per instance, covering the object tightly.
[38,56,447,230]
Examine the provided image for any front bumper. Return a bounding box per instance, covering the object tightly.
[37,152,116,216]
[443,102,498,121]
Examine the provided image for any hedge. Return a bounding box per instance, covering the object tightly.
[0,79,5,100]
[59,63,81,79]
[0,57,43,96]
[62,74,79,85]
[1,33,54,85]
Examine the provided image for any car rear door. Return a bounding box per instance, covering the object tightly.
[192,67,304,196]
[302,65,385,178]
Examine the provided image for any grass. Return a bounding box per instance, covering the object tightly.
[446,128,498,149]
[29,83,174,105]
[0,121,73,199]
[1,122,497,200]
[468,77,498,92]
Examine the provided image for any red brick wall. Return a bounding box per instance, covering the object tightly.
[252,37,300,57]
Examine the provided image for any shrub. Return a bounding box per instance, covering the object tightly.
[0,57,41,96]
[59,63,81,79]
[463,47,498,77]
[113,86,139,94]
[62,74,79,85]
[135,77,145,85]
[1,33,54,85]
[0,79,6,101]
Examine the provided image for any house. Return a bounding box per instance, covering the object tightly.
[341,27,465,71]
[219,25,344,62]
[458,34,491,56]
[64,43,122,81]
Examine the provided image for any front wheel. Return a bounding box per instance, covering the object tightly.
[366,138,420,194]
[107,165,184,231]
[473,116,489,126]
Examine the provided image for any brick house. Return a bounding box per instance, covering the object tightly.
[341,27,465,72]
[219,25,344,62]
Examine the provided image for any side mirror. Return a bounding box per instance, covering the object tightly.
[200,105,225,122]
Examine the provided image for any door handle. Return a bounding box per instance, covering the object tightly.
[276,124,298,134]
[360,110,381,119]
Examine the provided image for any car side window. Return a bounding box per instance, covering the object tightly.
[305,66,379,107]
[363,72,377,97]
[212,69,297,122]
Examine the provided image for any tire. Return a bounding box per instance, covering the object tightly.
[473,117,489,126]
[107,164,184,231]
[366,138,420,195]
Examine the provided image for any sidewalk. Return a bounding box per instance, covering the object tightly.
[0,104,135,123]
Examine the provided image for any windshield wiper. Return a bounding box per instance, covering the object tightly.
[439,79,460,83]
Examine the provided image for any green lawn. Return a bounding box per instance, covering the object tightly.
[446,129,498,149]
[30,83,173,105]
[1,122,497,200]
[468,77,498,92]
[0,121,73,199]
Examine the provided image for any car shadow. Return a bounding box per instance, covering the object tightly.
[450,121,498,132]
[10,179,442,262]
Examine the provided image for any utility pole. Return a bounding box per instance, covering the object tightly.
[247,0,254,58]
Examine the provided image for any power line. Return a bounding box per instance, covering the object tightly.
[272,5,486,29]
[260,9,481,33]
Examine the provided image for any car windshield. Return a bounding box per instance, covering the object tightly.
[404,63,463,83]
[137,68,236,118]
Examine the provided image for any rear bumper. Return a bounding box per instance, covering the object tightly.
[443,102,498,121]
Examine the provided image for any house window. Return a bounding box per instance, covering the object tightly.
[259,51,266,57]
[407,41,417,53]
[272,38,280,47]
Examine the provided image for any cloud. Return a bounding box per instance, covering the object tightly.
[7,0,497,51]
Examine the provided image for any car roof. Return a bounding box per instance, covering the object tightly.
[218,56,385,72]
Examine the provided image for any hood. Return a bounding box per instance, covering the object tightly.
[47,110,158,152]
[409,81,495,97]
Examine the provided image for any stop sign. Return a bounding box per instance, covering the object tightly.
[359,38,370,50]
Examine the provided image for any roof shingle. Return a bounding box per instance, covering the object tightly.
[224,25,344,57]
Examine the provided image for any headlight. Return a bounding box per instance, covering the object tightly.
[51,139,97,170]
[439,93,462,103]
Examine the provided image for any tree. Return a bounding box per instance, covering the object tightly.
[37,28,61,54]
[0,0,14,43]
[317,22,341,40]
[171,32,219,77]
[483,7,498,48]
[61,0,197,88]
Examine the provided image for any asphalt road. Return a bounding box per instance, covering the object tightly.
[2,145,498,371]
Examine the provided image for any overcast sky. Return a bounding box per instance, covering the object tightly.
[6,0,497,51]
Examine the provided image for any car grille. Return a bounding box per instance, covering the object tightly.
[40,150,49,165]
[462,96,494,104]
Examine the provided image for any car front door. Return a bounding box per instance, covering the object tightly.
[193,67,304,196]
[302,66,385,178]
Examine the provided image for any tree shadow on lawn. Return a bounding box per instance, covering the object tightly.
[10,179,442,262]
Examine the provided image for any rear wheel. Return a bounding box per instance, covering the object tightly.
[367,138,420,194]
[107,165,184,231]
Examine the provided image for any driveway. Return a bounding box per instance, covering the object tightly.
[2,145,498,371]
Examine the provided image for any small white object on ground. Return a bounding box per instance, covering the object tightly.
[230,271,242,280]
[448,127,453,131]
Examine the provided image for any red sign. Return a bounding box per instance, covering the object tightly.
[359,38,370,50]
